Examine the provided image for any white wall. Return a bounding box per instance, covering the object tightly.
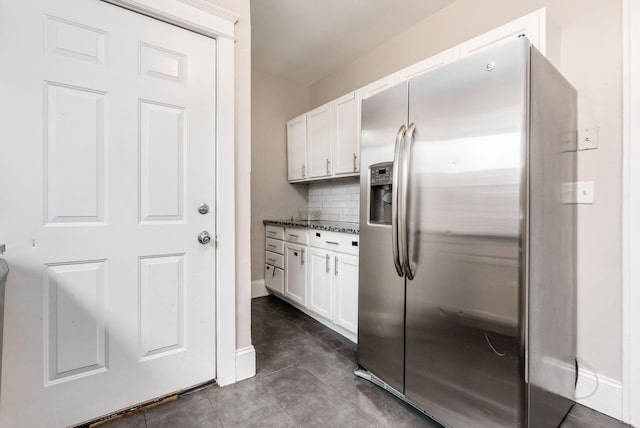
[309,0,623,407]
[251,70,309,281]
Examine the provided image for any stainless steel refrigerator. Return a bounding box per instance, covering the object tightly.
[357,38,577,428]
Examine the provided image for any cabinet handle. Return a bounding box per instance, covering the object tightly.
[301,248,305,265]
[267,230,276,235]
[353,153,358,172]
[267,258,276,264]
[302,164,306,178]
[288,233,299,238]
[267,244,276,249]
[335,256,339,276]
[326,241,339,245]
[326,158,330,174]
[326,253,330,273]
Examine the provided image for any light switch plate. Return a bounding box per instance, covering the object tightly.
[576,181,595,204]
[578,128,598,150]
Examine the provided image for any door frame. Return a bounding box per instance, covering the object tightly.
[622,0,639,424]
[102,0,239,387]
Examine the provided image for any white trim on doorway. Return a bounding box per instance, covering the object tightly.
[101,0,240,388]
[622,0,639,425]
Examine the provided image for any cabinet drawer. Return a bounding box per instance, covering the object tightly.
[265,251,284,269]
[284,227,308,244]
[265,225,284,240]
[265,237,284,255]
[264,264,284,294]
[310,230,359,256]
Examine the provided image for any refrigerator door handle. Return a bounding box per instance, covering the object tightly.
[401,123,416,280]
[392,124,406,277]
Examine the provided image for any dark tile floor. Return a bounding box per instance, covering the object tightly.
[104,295,628,427]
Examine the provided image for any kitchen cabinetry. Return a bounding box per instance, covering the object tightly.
[458,9,559,66]
[332,92,360,175]
[264,225,285,294]
[286,8,557,183]
[307,230,360,335]
[395,49,458,82]
[308,248,333,319]
[333,254,359,333]
[287,114,307,181]
[307,104,332,178]
[360,75,396,100]
[284,243,306,306]
[262,222,360,342]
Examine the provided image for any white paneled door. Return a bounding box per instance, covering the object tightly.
[0,1,217,426]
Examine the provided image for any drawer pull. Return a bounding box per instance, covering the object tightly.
[267,244,276,249]
[267,258,276,263]
[288,234,299,238]
[326,241,339,245]
[267,231,276,235]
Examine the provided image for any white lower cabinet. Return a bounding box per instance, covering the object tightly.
[285,243,306,306]
[333,254,359,333]
[307,246,359,336]
[264,264,284,294]
[264,225,359,341]
[308,248,334,320]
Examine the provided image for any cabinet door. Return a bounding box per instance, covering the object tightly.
[264,264,284,294]
[285,244,306,306]
[308,248,333,319]
[360,75,396,100]
[287,114,307,181]
[333,253,359,334]
[458,11,539,58]
[332,92,360,175]
[396,50,458,82]
[307,104,331,178]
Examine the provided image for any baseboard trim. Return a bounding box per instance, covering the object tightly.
[251,279,269,298]
[235,346,255,382]
[577,368,622,420]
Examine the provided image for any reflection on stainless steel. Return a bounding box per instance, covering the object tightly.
[357,38,577,428]
[358,82,408,394]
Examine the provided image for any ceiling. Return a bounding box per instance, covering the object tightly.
[251,0,454,87]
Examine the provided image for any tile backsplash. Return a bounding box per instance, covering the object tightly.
[308,179,360,223]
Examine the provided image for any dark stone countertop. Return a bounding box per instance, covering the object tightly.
[263,219,359,235]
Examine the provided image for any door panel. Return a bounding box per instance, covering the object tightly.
[0,1,217,426]
[404,39,528,426]
[357,82,408,393]
[332,92,360,175]
[287,114,306,180]
[333,254,359,334]
[307,104,331,178]
[308,248,332,319]
[285,244,306,306]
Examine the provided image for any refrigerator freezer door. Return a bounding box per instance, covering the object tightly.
[404,39,529,426]
[358,82,408,393]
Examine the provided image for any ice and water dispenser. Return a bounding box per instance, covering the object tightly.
[369,162,393,225]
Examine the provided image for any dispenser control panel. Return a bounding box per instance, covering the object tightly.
[371,165,392,186]
[369,162,393,225]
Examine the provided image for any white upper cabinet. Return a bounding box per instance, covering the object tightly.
[287,114,307,181]
[307,103,332,178]
[458,8,559,67]
[360,75,396,100]
[286,8,557,184]
[396,49,459,83]
[332,92,360,175]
